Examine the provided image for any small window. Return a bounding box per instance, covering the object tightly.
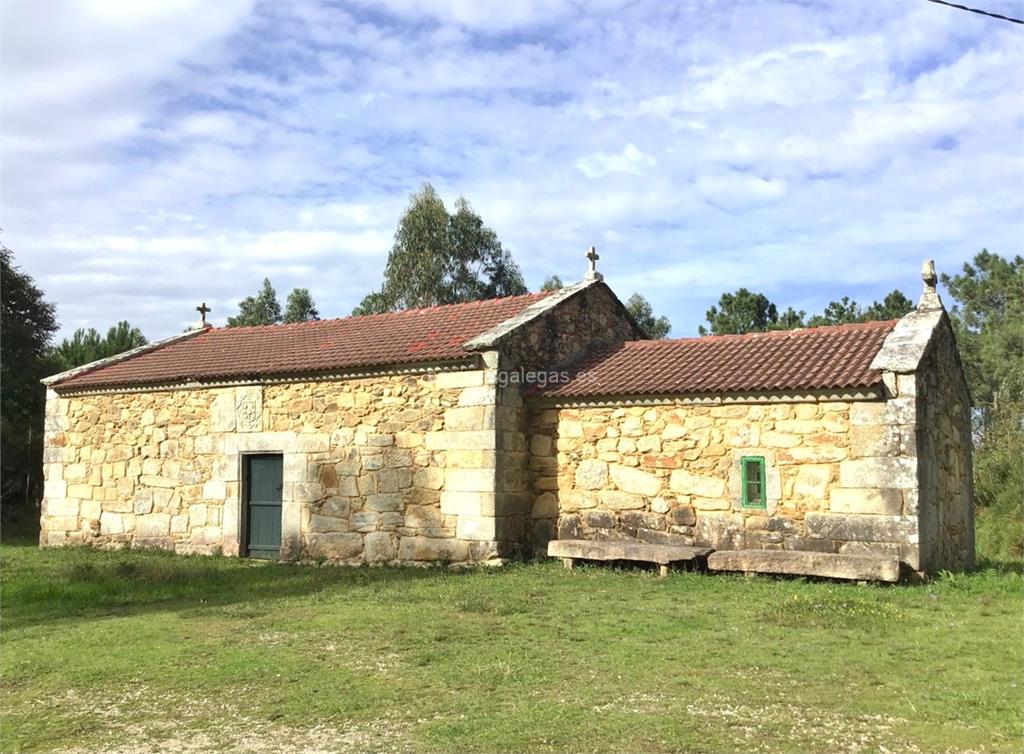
[741,456,767,509]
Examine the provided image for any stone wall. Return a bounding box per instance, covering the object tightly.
[40,367,506,565]
[527,396,923,565]
[38,281,644,566]
[492,282,643,558]
[495,282,642,375]
[915,318,974,570]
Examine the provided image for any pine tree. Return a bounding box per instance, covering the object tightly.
[625,293,671,338]
[354,184,527,314]
[284,288,319,323]
[1,245,58,517]
[228,278,283,326]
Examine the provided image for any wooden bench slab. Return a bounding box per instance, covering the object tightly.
[707,550,900,582]
[547,539,713,568]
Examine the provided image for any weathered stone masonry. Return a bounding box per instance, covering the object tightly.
[41,368,504,564]
[40,279,644,566]
[526,395,924,566]
[915,320,974,571]
[523,269,974,574]
[475,282,645,558]
[39,263,974,574]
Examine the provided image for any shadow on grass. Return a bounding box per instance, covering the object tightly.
[5,536,1020,634]
[0,541,472,632]
[0,513,40,546]
[974,555,1024,575]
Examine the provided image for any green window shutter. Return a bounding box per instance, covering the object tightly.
[741,456,767,509]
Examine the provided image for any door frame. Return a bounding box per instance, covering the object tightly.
[216,436,303,559]
[241,451,284,559]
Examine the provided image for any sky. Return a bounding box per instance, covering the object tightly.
[2,0,1022,341]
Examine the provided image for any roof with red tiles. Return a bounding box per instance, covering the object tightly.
[534,320,898,399]
[52,291,551,389]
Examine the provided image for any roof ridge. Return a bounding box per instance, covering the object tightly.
[208,290,551,334]
[623,319,900,346]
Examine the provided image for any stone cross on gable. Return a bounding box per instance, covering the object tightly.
[195,302,211,328]
[585,245,602,282]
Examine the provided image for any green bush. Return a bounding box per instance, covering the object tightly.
[973,401,1024,563]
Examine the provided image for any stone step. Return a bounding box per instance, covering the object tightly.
[547,539,713,566]
[706,549,901,582]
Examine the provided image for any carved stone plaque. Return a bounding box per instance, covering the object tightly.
[235,386,263,433]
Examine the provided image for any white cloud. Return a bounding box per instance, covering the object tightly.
[1,1,253,144]
[696,172,787,208]
[577,144,656,178]
[350,0,628,32]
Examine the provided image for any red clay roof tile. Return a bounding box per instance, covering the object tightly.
[534,320,898,398]
[54,292,551,390]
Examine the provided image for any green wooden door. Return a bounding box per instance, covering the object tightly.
[245,454,282,560]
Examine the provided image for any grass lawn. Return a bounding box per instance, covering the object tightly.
[1,542,1022,754]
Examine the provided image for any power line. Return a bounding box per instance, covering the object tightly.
[924,0,1024,24]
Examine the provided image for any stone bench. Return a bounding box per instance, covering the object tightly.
[547,539,713,576]
[707,549,901,583]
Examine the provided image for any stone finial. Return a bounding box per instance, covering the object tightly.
[193,302,212,330]
[585,245,603,282]
[918,259,942,311]
[922,260,937,289]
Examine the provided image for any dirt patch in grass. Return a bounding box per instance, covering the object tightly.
[39,686,415,754]
[685,694,919,754]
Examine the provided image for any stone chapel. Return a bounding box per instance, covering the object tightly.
[39,256,974,579]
